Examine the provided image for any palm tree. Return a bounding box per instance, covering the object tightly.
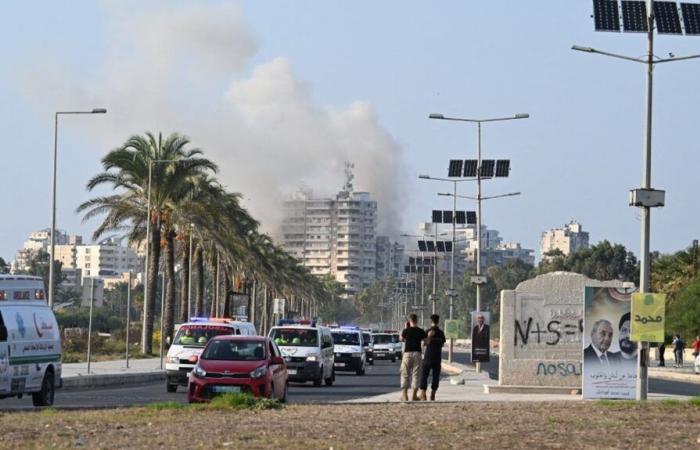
[78,132,216,354]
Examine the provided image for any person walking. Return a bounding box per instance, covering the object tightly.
[672,334,685,368]
[419,314,446,401]
[658,342,666,367]
[399,313,426,401]
[691,336,700,374]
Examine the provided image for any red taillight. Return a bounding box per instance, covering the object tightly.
[0,290,5,300]
[35,290,45,300]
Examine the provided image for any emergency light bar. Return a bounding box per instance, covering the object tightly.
[276,318,317,327]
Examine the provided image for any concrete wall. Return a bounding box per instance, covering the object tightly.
[499,272,625,387]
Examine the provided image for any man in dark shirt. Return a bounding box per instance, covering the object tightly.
[400,313,427,401]
[419,314,446,401]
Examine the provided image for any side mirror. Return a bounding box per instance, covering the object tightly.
[0,325,6,342]
[271,356,285,365]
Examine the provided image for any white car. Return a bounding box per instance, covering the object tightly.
[165,317,256,392]
[269,320,335,386]
[0,275,61,406]
[371,332,397,363]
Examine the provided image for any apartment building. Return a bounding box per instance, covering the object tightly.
[540,220,590,257]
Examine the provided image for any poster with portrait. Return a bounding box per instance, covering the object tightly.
[470,311,490,363]
[582,287,637,399]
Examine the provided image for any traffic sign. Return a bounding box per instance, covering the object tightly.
[470,275,488,285]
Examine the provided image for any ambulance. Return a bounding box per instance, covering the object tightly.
[165,317,256,392]
[0,275,61,406]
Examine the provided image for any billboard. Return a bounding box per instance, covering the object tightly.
[582,286,637,399]
[471,311,490,362]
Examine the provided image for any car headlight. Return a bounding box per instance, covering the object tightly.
[306,355,318,362]
[167,356,179,364]
[250,366,267,379]
[192,366,206,378]
[352,352,363,357]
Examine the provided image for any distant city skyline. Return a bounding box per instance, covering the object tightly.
[2,1,699,263]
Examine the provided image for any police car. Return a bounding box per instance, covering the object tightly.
[165,317,256,392]
[268,320,335,387]
[331,326,367,375]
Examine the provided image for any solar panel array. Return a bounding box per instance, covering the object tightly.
[447,159,510,178]
[431,210,476,224]
[593,0,700,35]
[416,240,452,253]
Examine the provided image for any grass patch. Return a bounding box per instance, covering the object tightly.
[596,399,639,407]
[688,396,700,406]
[144,393,283,412]
[145,401,187,411]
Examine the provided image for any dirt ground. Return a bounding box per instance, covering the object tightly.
[2,401,699,449]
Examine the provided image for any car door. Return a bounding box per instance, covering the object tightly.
[0,311,9,395]
[268,341,285,398]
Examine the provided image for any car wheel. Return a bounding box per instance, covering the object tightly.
[32,371,55,407]
[166,382,177,393]
[369,358,374,366]
[356,366,365,376]
[313,373,323,387]
[391,356,396,363]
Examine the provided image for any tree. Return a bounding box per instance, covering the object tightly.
[78,132,216,354]
[0,257,8,274]
[538,240,638,284]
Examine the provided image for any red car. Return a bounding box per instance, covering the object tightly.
[187,335,288,403]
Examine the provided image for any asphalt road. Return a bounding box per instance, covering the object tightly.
[447,350,700,396]
[0,359,403,411]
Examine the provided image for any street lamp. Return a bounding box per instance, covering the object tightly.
[48,108,107,309]
[429,111,528,372]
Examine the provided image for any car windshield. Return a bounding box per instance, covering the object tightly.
[201,340,266,361]
[362,333,371,345]
[173,325,234,347]
[332,332,360,345]
[270,328,318,347]
[373,334,393,344]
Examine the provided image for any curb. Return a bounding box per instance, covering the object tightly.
[60,371,166,391]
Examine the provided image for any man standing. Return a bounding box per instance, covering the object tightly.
[419,314,446,401]
[583,319,620,369]
[471,313,490,363]
[400,313,426,401]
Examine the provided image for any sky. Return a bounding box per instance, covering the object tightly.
[1,0,699,263]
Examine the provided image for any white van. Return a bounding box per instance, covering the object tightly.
[268,320,335,386]
[331,327,367,375]
[165,317,256,392]
[0,275,61,406]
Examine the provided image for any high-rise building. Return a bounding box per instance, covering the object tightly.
[13,229,82,272]
[281,164,378,297]
[540,220,590,258]
[376,236,404,280]
[75,238,141,280]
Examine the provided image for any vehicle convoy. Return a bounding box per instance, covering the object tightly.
[371,332,397,362]
[165,317,256,392]
[331,327,367,375]
[361,330,374,365]
[187,335,288,403]
[268,320,335,386]
[0,275,61,406]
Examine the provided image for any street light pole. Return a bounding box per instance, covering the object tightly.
[48,108,106,309]
[126,271,131,369]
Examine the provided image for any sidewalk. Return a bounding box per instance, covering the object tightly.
[649,362,700,384]
[346,359,693,403]
[60,357,165,390]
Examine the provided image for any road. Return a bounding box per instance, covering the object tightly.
[447,350,700,396]
[0,359,403,411]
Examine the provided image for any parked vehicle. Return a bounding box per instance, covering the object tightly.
[0,275,61,406]
[187,335,287,403]
[268,320,335,386]
[165,317,256,392]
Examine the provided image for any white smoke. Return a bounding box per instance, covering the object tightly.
[19,1,405,237]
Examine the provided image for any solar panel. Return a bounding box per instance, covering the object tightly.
[622,0,648,32]
[426,241,435,252]
[467,211,477,224]
[432,210,443,223]
[479,160,495,177]
[443,210,453,224]
[495,160,510,177]
[445,241,453,252]
[417,240,427,252]
[409,257,415,266]
[654,1,682,34]
[463,160,478,177]
[594,0,622,31]
[404,265,410,273]
[448,159,463,177]
[455,210,466,225]
[681,2,700,34]
[436,241,446,252]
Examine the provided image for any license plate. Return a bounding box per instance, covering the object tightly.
[334,362,345,367]
[212,385,241,393]
[287,369,297,375]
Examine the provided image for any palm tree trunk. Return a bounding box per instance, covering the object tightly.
[223,270,232,317]
[195,245,204,316]
[163,228,176,347]
[178,233,190,323]
[141,225,161,354]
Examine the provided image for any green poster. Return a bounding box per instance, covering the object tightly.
[445,319,460,339]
